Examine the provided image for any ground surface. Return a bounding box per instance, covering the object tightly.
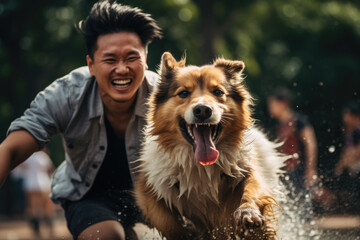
[0,213,359,240]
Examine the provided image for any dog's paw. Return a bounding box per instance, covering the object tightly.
[233,206,265,230]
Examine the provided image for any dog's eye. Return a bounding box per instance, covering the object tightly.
[213,89,224,97]
[178,90,190,98]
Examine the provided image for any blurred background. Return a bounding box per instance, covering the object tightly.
[0,0,360,239]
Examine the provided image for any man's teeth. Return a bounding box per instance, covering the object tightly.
[112,79,131,87]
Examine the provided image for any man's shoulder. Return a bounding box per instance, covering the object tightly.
[56,66,93,86]
[47,66,95,100]
[144,70,159,90]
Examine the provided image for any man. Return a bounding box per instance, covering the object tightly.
[0,1,162,239]
[267,88,318,192]
[334,100,360,213]
[335,100,360,176]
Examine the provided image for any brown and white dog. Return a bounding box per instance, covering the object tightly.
[135,52,285,240]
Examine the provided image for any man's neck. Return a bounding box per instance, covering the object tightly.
[103,94,137,138]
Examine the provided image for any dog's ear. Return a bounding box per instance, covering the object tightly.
[214,59,245,80]
[159,52,186,76]
[161,52,177,71]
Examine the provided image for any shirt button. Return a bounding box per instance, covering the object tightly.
[99,145,105,150]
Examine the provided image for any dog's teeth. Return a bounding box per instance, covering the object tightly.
[195,124,198,128]
[187,125,194,139]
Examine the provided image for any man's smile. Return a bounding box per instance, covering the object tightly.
[111,78,132,89]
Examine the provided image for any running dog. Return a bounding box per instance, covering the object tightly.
[135,52,285,240]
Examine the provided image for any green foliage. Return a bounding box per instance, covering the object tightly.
[0,0,359,175]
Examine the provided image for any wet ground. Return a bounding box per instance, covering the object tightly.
[0,213,359,240]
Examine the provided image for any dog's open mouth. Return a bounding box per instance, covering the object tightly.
[179,118,222,165]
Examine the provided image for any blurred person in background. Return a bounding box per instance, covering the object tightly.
[334,100,360,213]
[267,88,318,200]
[16,147,55,237]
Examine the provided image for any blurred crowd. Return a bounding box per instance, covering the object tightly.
[0,148,56,238]
[267,87,360,216]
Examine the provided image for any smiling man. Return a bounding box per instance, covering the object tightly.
[0,1,161,239]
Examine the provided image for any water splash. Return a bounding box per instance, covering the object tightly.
[135,181,359,239]
[277,181,322,240]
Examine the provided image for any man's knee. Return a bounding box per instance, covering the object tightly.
[77,220,125,240]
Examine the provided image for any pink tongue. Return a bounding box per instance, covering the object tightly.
[193,125,219,165]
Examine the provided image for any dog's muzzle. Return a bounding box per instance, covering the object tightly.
[179,104,222,166]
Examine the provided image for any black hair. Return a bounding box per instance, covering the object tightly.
[77,0,162,59]
[269,87,293,104]
[343,100,360,117]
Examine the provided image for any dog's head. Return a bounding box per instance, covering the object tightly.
[148,52,252,166]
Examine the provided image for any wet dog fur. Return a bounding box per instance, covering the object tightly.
[135,52,284,240]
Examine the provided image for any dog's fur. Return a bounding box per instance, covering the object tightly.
[135,52,285,240]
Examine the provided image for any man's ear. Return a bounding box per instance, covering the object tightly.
[214,58,245,79]
[86,55,95,76]
[145,53,148,70]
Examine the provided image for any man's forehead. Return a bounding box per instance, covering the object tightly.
[95,32,145,55]
[100,49,141,57]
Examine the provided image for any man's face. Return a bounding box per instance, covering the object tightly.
[87,32,148,104]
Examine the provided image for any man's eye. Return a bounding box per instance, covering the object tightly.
[178,90,190,98]
[213,89,224,97]
[104,59,116,63]
[128,56,139,62]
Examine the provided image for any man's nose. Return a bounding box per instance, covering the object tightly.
[115,62,129,74]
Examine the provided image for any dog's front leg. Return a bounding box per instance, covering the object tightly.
[233,170,278,239]
[144,198,190,240]
[135,176,191,240]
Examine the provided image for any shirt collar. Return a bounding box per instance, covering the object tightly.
[134,76,150,118]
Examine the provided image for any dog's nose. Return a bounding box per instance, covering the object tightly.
[193,104,212,121]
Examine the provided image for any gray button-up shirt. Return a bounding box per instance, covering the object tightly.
[7,66,158,204]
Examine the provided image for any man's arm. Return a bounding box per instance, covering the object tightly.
[300,125,318,188]
[0,130,39,186]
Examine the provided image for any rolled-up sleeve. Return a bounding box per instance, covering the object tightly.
[7,78,72,148]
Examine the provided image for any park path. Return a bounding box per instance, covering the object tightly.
[0,215,71,240]
[0,211,162,240]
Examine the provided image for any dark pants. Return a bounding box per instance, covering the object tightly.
[62,189,143,239]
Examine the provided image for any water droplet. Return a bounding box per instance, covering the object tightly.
[328,145,335,153]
